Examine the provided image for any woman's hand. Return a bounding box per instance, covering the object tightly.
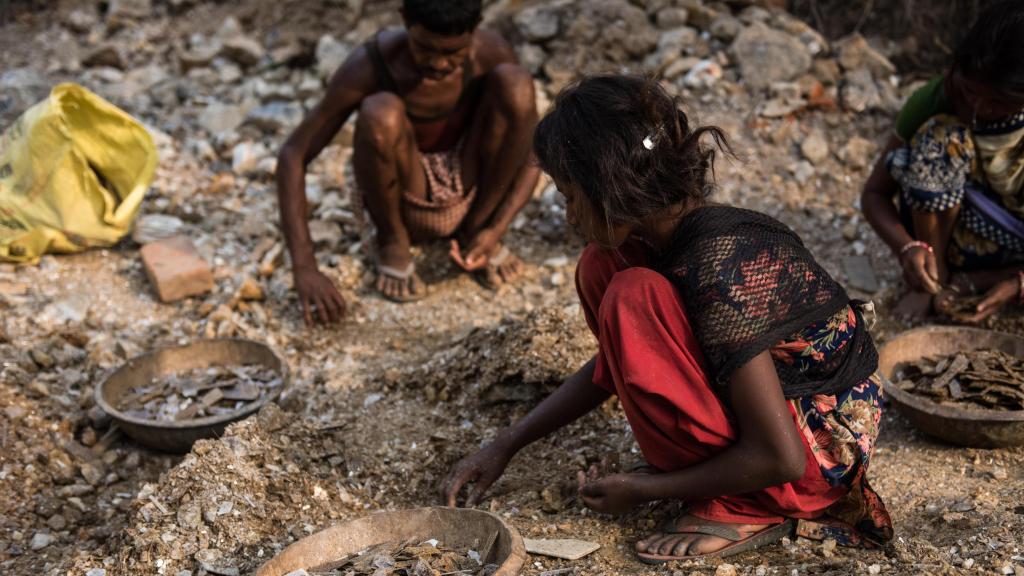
[441,440,514,507]
[965,276,1020,323]
[579,473,650,514]
[900,246,941,294]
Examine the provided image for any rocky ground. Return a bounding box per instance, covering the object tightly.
[1,0,1023,575]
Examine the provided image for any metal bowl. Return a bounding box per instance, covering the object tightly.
[256,507,527,576]
[878,325,1024,448]
[95,339,288,453]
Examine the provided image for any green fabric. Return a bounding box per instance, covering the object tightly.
[895,75,953,141]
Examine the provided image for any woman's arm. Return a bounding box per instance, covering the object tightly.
[580,351,806,512]
[442,358,611,506]
[861,136,941,293]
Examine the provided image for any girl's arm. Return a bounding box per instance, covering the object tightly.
[442,358,611,506]
[581,351,806,511]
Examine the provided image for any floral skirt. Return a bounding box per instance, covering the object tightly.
[789,373,893,547]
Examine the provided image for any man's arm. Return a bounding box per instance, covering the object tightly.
[275,48,376,324]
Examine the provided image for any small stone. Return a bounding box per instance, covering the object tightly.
[107,0,151,20]
[716,564,739,576]
[656,7,689,29]
[79,462,104,485]
[682,59,723,88]
[4,405,26,421]
[550,271,566,287]
[316,34,350,81]
[140,236,215,303]
[28,380,50,397]
[80,427,98,447]
[245,101,304,133]
[836,33,896,78]
[30,532,54,551]
[838,137,874,169]
[308,220,342,248]
[66,9,99,33]
[732,22,812,89]
[514,5,560,42]
[86,570,107,576]
[800,132,829,165]
[83,45,126,69]
[709,15,742,42]
[31,348,56,368]
[198,102,247,135]
[820,538,837,558]
[963,558,975,569]
[221,36,264,67]
[47,514,67,531]
[867,564,881,575]
[231,141,270,175]
[236,277,264,301]
[132,214,185,244]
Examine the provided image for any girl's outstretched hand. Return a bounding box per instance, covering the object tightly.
[579,473,649,514]
[441,441,514,508]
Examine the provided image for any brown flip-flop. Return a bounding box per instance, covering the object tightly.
[376,262,428,303]
[636,519,794,564]
[474,245,518,290]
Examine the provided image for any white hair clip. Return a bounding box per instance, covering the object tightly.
[642,134,655,150]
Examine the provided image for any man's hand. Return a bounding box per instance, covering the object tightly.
[294,265,346,326]
[965,276,1020,324]
[441,441,514,507]
[578,472,650,515]
[900,246,941,294]
[450,228,501,272]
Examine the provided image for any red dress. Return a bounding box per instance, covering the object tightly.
[576,242,892,546]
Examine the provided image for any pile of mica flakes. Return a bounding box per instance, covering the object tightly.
[116,365,282,421]
[284,539,498,576]
[895,349,1024,411]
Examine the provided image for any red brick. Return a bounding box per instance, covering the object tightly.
[140,235,214,303]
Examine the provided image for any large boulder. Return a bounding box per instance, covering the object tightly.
[731,22,812,89]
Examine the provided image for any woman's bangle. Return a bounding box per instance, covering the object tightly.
[899,240,933,257]
[1017,270,1024,305]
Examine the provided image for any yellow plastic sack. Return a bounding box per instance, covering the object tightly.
[0,83,157,263]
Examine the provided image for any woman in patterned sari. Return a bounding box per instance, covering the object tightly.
[861,0,1024,321]
[441,75,891,563]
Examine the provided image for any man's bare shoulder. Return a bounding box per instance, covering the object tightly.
[325,41,379,97]
[473,28,519,71]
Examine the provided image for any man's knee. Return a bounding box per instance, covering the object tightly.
[356,93,407,152]
[488,63,535,117]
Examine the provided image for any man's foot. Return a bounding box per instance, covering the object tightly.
[375,243,426,302]
[635,514,792,563]
[475,245,524,289]
[894,290,934,321]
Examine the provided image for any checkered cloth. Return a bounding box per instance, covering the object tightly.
[401,140,476,240]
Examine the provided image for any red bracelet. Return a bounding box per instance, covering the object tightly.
[899,240,933,257]
[1018,270,1024,305]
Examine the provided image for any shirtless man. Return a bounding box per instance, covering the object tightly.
[276,0,539,324]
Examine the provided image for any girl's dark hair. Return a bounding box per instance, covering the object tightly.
[954,0,1024,96]
[534,74,730,229]
[402,0,482,36]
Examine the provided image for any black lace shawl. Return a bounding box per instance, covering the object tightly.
[654,206,878,399]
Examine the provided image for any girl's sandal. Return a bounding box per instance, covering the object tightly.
[636,519,794,564]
